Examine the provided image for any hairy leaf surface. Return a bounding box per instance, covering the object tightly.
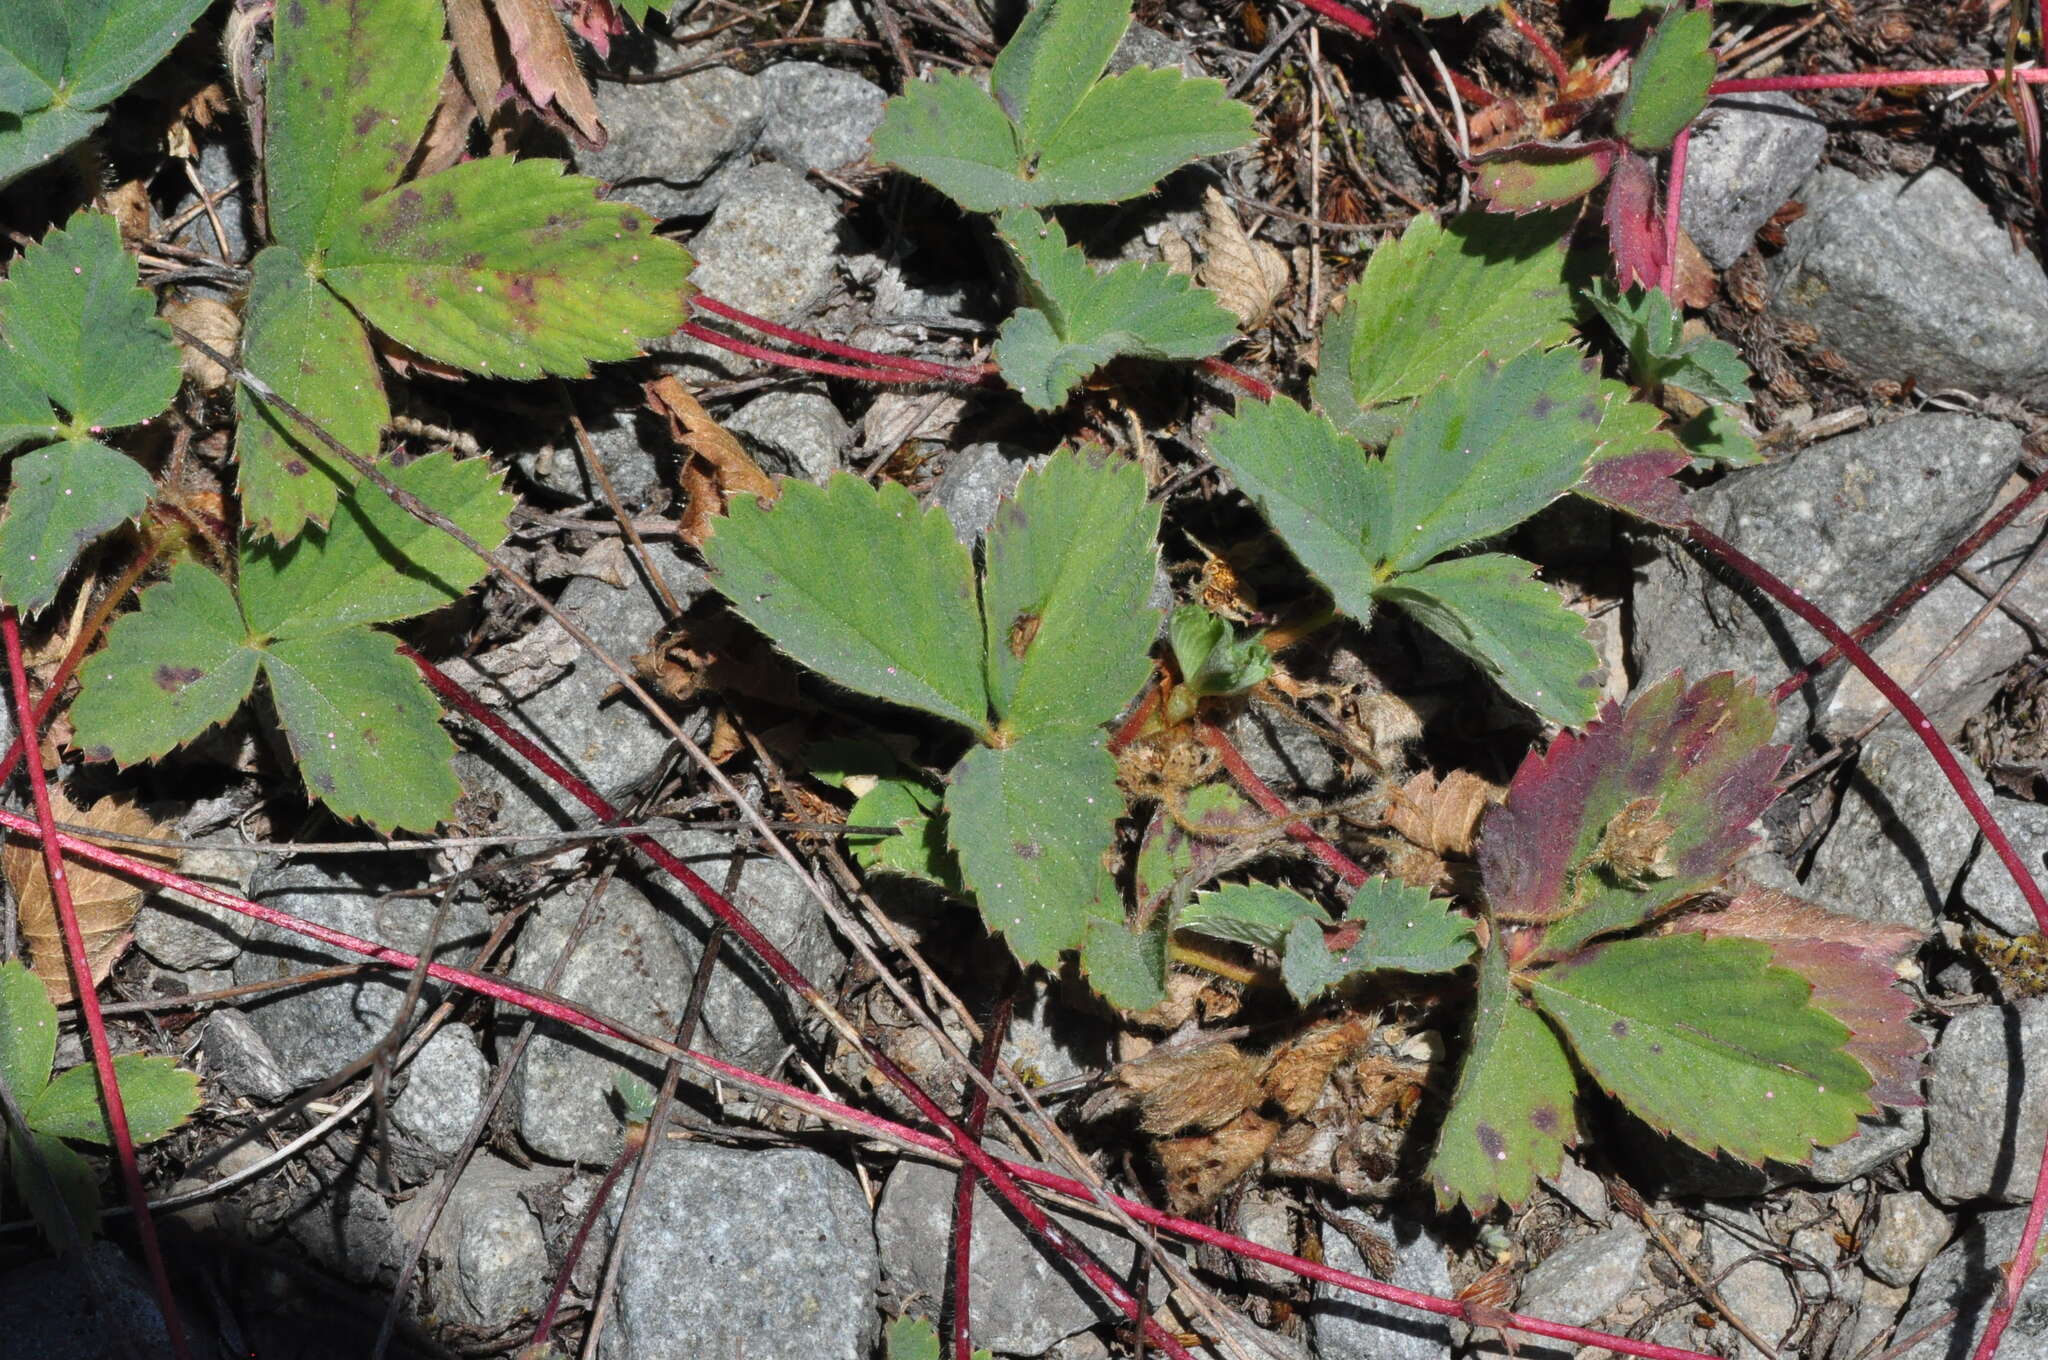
[26,1054,200,1145]
[705,475,987,731]
[70,563,261,763]
[1180,882,1327,951]
[1615,6,1715,151]
[1281,877,1476,999]
[0,438,153,612]
[1081,917,1168,1011]
[1532,933,1870,1163]
[980,446,1160,734]
[989,0,1129,148]
[1469,143,1618,215]
[1429,941,1579,1211]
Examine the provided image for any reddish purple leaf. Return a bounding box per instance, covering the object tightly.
[1579,447,1690,526]
[1604,151,1667,291]
[1668,888,1927,1106]
[1478,671,1786,959]
[1470,140,1618,214]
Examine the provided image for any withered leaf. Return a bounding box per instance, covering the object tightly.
[1194,187,1289,329]
[1116,1040,1265,1136]
[1158,1109,1279,1212]
[1387,769,1499,858]
[646,377,777,549]
[1260,1014,1373,1119]
[490,0,607,148]
[4,792,178,1003]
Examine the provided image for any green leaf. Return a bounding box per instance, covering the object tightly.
[260,629,463,834]
[235,246,386,541]
[889,1315,989,1360]
[1377,554,1601,728]
[1181,882,1327,951]
[1583,282,1753,406]
[1375,348,1607,572]
[1204,396,1384,623]
[1428,939,1579,1212]
[1531,933,1870,1163]
[1340,875,1478,975]
[705,476,987,732]
[979,445,1160,734]
[0,212,180,430]
[848,776,961,890]
[321,157,693,378]
[989,0,1129,149]
[948,732,1121,968]
[612,1071,657,1124]
[0,0,213,190]
[264,0,448,251]
[0,436,153,613]
[872,15,1253,211]
[1615,6,1715,152]
[1134,782,1257,913]
[24,1053,199,1145]
[1405,0,1494,15]
[239,450,512,635]
[0,959,55,1109]
[0,345,57,454]
[69,562,262,764]
[993,210,1238,409]
[1674,403,1761,469]
[1081,917,1168,1012]
[10,1129,99,1243]
[1166,605,1272,719]
[1469,143,1618,215]
[1478,671,1785,956]
[1310,211,1575,436]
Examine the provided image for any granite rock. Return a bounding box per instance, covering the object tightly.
[666,164,843,377]
[576,68,764,220]
[757,63,886,171]
[724,388,849,482]
[1310,1212,1454,1360]
[1896,1205,2048,1360]
[135,842,253,970]
[1806,729,1994,932]
[1864,1192,1953,1289]
[1680,93,1828,268]
[392,1025,490,1157]
[1923,996,2048,1204]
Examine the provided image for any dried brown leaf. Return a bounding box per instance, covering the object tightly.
[161,297,241,392]
[447,0,513,125]
[414,72,479,178]
[491,0,606,148]
[1387,769,1499,858]
[4,792,178,1003]
[1116,1041,1265,1136]
[1158,1109,1279,1212]
[102,180,153,243]
[1195,187,1289,329]
[647,377,777,549]
[1259,1014,1372,1119]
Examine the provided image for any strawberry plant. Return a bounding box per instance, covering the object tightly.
[873,0,1254,408]
[0,211,178,612]
[0,958,198,1242]
[237,0,691,539]
[0,0,212,188]
[704,446,1166,998]
[69,451,513,832]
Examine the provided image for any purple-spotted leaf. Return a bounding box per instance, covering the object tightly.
[1478,671,1784,958]
[1135,783,1260,914]
[1574,376,1692,525]
[1667,889,1926,1106]
[1471,141,1618,213]
[1429,938,1580,1212]
[1530,933,1871,1164]
[1614,6,1715,152]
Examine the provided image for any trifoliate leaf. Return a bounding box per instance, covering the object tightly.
[872,0,1253,211]
[1375,348,1607,573]
[1583,281,1754,406]
[1376,554,1602,729]
[948,731,1121,968]
[1181,882,1327,951]
[0,959,55,1110]
[0,438,153,613]
[1168,604,1272,701]
[848,776,961,890]
[238,449,512,634]
[1469,142,1619,215]
[1204,396,1385,624]
[264,0,449,252]
[262,630,464,834]
[0,212,180,431]
[1309,211,1576,436]
[320,158,692,378]
[70,563,263,764]
[1081,916,1168,1012]
[1615,5,1715,152]
[1531,933,1870,1163]
[25,1054,200,1145]
[0,0,212,189]
[1669,888,1926,1107]
[1477,671,1785,958]
[704,476,987,732]
[979,445,1161,735]
[235,246,388,541]
[993,210,1238,409]
[1429,939,1579,1212]
[1279,877,1476,1001]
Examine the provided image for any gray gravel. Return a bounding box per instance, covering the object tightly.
[928,442,1047,545]
[514,401,666,508]
[396,1155,557,1331]
[1310,1212,1454,1360]
[875,1156,1159,1356]
[0,1241,170,1360]
[667,163,844,377]
[1705,1209,1801,1360]
[1959,796,2048,937]
[600,1142,877,1360]
[1896,1205,2048,1360]
[1681,92,1828,268]
[1863,1192,1953,1289]
[1805,730,1995,931]
[134,841,252,970]
[1770,167,2048,400]
[757,62,886,171]
[724,388,850,482]
[391,1025,490,1157]
[228,859,491,1088]
[1630,413,2022,741]
[577,67,764,220]
[1923,996,2048,1203]
[202,1006,296,1102]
